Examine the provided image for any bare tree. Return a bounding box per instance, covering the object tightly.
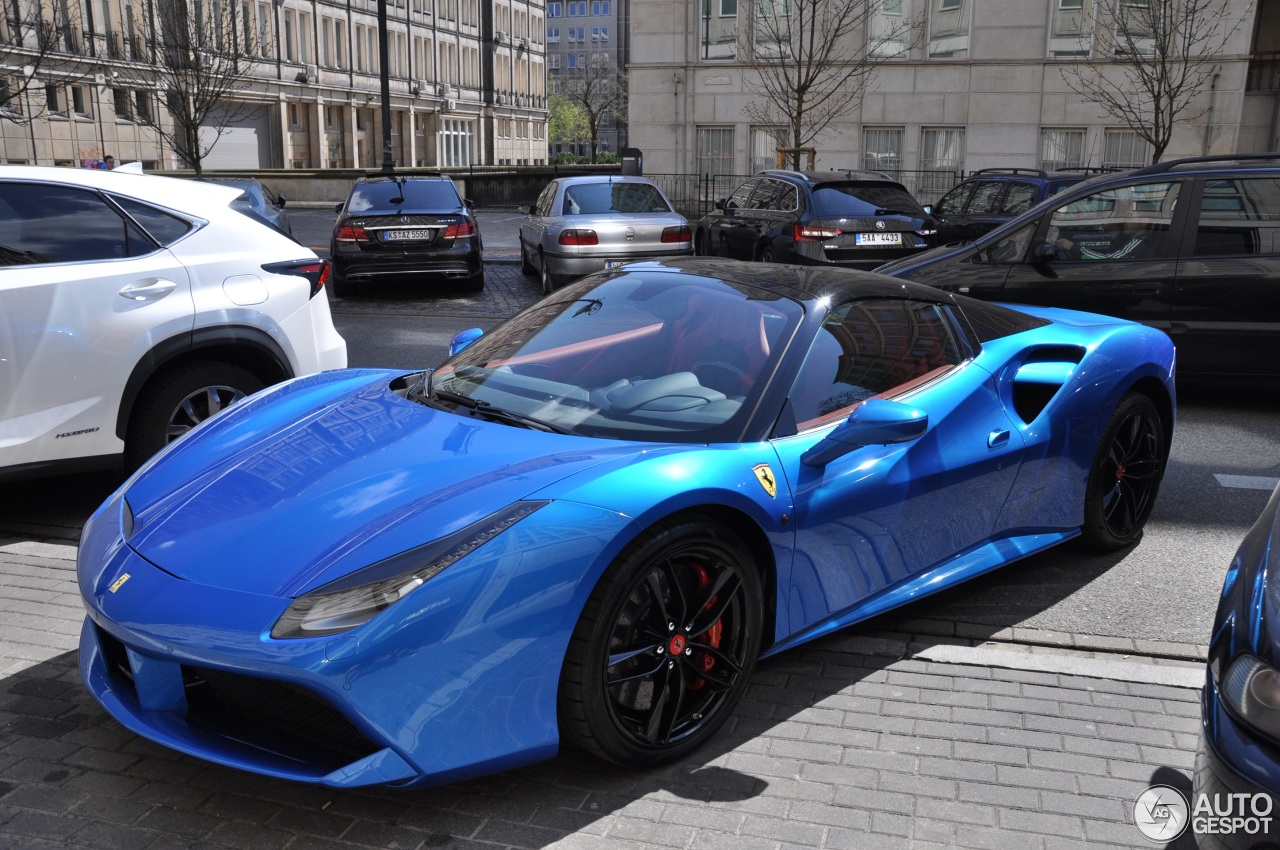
[1060,0,1249,164]
[738,0,923,170]
[0,0,93,123]
[113,0,266,175]
[553,57,626,163]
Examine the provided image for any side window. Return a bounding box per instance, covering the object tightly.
[748,179,783,210]
[934,182,973,216]
[0,182,152,263]
[786,299,962,431]
[1048,181,1181,261]
[535,182,557,217]
[1194,177,1280,256]
[776,183,798,211]
[1000,183,1037,215]
[980,220,1036,264]
[111,196,194,247]
[726,178,759,209]
[967,181,1004,215]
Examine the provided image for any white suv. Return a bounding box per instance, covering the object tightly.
[0,165,347,480]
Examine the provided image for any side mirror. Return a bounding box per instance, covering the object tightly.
[714,198,726,210]
[449,327,484,357]
[277,194,287,208]
[517,204,532,215]
[334,202,345,214]
[1031,241,1057,264]
[464,198,476,209]
[801,399,928,467]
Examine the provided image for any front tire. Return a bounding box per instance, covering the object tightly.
[125,361,265,471]
[1080,392,1165,551]
[694,231,709,256]
[558,518,763,767]
[540,253,556,296]
[756,244,775,263]
[520,238,536,275]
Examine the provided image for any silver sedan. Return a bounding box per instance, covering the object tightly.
[518,176,692,294]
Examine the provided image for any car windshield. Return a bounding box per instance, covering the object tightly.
[426,270,804,442]
[347,179,462,213]
[562,182,673,215]
[812,184,925,217]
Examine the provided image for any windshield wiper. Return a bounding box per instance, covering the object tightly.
[432,389,572,434]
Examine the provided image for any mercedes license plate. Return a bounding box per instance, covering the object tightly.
[384,230,432,242]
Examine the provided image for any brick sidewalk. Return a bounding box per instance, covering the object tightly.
[0,534,1202,849]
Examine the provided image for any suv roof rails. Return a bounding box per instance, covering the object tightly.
[970,167,1048,178]
[1052,166,1117,174]
[759,168,897,182]
[1129,152,1280,177]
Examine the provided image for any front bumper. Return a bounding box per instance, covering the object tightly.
[1194,677,1280,849]
[77,491,633,788]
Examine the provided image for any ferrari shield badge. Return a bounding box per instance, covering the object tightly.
[752,463,777,498]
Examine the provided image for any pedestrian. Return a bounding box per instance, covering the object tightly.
[103,155,115,170]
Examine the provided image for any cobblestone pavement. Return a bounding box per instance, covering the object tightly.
[0,525,1203,850]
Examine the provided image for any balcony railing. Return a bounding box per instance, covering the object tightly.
[1248,52,1280,92]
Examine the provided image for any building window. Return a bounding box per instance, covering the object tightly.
[1102,129,1151,169]
[700,0,737,60]
[696,127,735,177]
[70,85,91,119]
[112,88,133,120]
[1048,0,1090,57]
[751,127,787,172]
[928,0,970,58]
[1041,127,1086,170]
[870,0,910,59]
[920,127,965,197]
[549,2,561,15]
[46,84,63,116]
[441,119,474,166]
[863,127,903,178]
[1115,0,1155,55]
[135,91,153,123]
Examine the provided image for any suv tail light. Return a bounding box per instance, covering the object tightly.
[559,229,599,246]
[795,224,842,242]
[661,225,692,243]
[262,259,330,299]
[334,225,369,242]
[442,220,476,240]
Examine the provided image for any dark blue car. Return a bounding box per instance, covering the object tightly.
[1197,480,1280,848]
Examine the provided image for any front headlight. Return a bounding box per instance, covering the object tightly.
[1221,654,1280,742]
[271,501,548,639]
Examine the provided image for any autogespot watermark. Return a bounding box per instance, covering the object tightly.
[1134,785,1275,842]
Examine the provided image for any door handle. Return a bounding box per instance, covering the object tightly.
[988,429,1010,448]
[119,280,178,301]
[1132,282,1164,294]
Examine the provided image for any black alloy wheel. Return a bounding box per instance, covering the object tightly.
[1081,391,1165,551]
[539,252,555,295]
[559,518,763,766]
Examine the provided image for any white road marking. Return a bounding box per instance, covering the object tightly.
[1214,474,1280,491]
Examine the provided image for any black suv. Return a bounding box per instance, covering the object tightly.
[330,174,484,296]
[694,170,938,270]
[876,153,1280,382]
[928,168,1105,244]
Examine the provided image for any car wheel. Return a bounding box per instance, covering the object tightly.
[331,267,354,298]
[540,253,555,295]
[462,269,485,292]
[125,361,265,471]
[520,238,536,276]
[694,231,709,256]
[1080,392,1165,551]
[756,245,775,263]
[558,517,763,767]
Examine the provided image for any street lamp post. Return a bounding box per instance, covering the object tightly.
[376,0,395,173]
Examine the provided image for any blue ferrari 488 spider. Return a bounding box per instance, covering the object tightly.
[77,258,1175,788]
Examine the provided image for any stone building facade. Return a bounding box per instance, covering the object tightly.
[0,0,550,169]
[627,0,1280,201]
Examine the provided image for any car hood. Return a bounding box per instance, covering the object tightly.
[123,369,644,597]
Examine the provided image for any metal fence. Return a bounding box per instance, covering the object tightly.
[449,166,965,215]
[644,169,964,219]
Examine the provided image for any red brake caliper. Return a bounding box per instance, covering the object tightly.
[687,563,722,691]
